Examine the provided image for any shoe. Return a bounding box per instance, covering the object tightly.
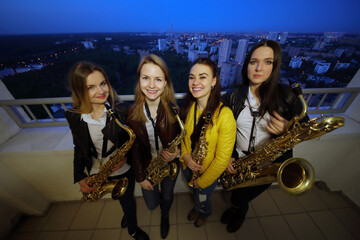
[194,215,207,227]
[220,207,238,224]
[121,215,127,228]
[226,216,245,233]
[131,227,149,240]
[187,208,199,221]
[160,216,170,239]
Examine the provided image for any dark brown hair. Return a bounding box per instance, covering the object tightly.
[181,58,223,144]
[242,40,282,117]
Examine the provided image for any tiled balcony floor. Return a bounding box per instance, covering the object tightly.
[9,184,360,240]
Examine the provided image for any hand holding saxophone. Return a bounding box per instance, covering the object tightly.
[183,153,203,172]
[111,157,127,172]
[266,111,288,135]
[139,179,154,191]
[79,177,95,193]
[226,158,237,174]
[161,147,180,162]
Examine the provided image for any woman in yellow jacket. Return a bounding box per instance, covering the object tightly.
[180,58,236,227]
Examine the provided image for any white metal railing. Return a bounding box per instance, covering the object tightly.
[0,89,359,128]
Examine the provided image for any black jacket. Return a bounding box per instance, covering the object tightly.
[65,103,130,183]
[223,84,308,160]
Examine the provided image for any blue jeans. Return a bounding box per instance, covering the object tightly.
[183,167,218,218]
[141,160,179,218]
[108,167,137,235]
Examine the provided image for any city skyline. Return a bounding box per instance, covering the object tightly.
[1,0,360,35]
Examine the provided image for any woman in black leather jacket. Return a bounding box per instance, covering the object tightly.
[65,62,149,240]
[221,40,307,233]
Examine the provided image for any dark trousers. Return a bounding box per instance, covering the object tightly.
[109,167,137,235]
[141,161,179,218]
[230,183,271,218]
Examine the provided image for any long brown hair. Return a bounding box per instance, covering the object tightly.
[242,40,282,117]
[128,54,176,123]
[68,62,118,113]
[180,58,223,144]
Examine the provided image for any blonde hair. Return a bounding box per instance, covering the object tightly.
[68,62,118,113]
[129,54,176,123]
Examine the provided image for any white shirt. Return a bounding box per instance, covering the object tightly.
[143,104,163,162]
[81,107,130,176]
[236,88,272,158]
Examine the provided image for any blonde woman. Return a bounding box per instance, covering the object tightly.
[127,54,180,239]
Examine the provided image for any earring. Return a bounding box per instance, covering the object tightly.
[211,85,214,90]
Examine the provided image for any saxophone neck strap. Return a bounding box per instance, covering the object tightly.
[101,113,117,158]
[145,101,160,152]
[246,97,259,153]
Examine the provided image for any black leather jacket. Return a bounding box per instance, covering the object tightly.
[223,84,308,160]
[65,103,130,183]
[127,102,180,182]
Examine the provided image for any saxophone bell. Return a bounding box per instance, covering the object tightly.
[277,157,315,195]
[110,177,129,199]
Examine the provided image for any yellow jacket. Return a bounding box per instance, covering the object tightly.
[180,102,236,188]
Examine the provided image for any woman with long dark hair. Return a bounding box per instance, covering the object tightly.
[180,58,236,227]
[127,54,180,239]
[221,40,308,233]
[65,62,149,240]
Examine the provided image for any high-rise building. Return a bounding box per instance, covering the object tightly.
[220,61,238,88]
[210,46,218,54]
[81,41,94,49]
[334,63,350,70]
[198,42,207,51]
[314,62,331,74]
[289,57,303,68]
[313,40,326,50]
[268,32,279,41]
[217,39,232,67]
[334,48,345,58]
[137,50,150,60]
[235,39,248,65]
[279,32,288,44]
[188,50,208,62]
[158,39,167,51]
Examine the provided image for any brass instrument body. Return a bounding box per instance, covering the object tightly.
[188,113,211,187]
[220,83,345,194]
[145,101,186,186]
[220,115,344,193]
[81,106,135,202]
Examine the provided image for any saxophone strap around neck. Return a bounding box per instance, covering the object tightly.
[145,101,161,152]
[246,97,259,153]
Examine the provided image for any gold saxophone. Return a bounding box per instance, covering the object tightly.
[145,101,186,186]
[82,105,136,202]
[220,84,345,194]
[188,112,212,187]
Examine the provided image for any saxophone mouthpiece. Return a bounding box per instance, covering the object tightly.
[105,104,114,115]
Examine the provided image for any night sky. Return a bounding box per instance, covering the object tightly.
[0,0,359,35]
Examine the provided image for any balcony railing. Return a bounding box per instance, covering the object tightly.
[1,89,359,128]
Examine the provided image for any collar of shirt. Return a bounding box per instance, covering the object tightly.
[247,87,259,110]
[81,107,107,127]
